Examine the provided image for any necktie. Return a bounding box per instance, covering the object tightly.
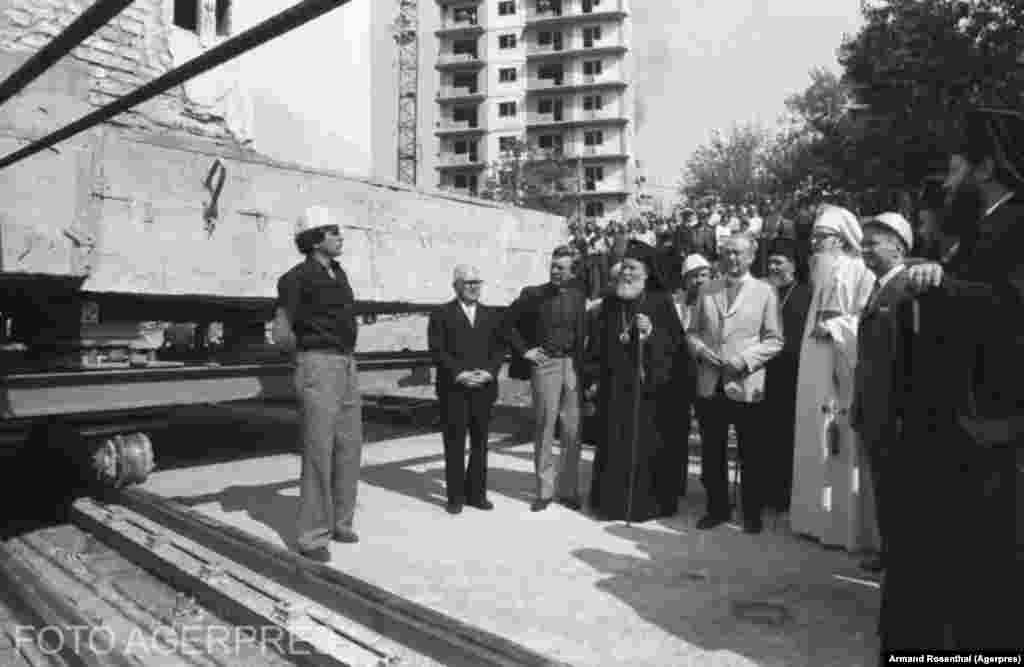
[866,280,881,311]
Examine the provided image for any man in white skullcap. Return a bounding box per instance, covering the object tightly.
[849,212,915,574]
[789,204,878,553]
[276,205,364,561]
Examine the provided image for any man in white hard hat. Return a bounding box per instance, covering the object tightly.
[275,205,364,562]
[849,211,916,575]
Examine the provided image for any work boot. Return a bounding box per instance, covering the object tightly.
[298,546,331,562]
[530,498,552,512]
[468,498,494,510]
[333,527,359,543]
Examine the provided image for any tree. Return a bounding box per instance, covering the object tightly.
[680,122,772,204]
[838,0,1024,189]
[478,138,580,217]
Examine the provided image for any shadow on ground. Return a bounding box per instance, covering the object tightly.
[571,501,881,667]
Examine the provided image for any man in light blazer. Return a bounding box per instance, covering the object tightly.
[687,232,784,533]
[428,265,507,514]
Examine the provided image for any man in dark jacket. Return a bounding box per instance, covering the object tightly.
[428,265,507,515]
[502,246,588,511]
[275,206,363,561]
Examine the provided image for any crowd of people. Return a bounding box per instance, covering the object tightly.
[274,107,1021,659]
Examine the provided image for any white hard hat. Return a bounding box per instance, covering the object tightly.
[682,253,711,276]
[296,205,337,232]
[865,212,914,251]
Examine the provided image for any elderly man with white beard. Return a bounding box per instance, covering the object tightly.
[789,205,879,554]
[584,243,681,522]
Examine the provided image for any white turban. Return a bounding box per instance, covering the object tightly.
[813,205,862,253]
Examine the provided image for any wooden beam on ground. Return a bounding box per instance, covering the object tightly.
[115,489,576,667]
[71,497,398,667]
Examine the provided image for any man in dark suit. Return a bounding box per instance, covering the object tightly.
[502,246,588,511]
[850,213,916,574]
[428,265,507,515]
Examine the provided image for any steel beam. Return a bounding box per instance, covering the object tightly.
[0,0,351,171]
[0,0,136,109]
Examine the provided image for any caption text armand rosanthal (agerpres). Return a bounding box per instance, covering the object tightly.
[887,654,1023,665]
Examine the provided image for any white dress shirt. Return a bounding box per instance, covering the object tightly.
[460,300,476,326]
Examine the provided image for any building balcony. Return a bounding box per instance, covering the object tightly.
[435,52,486,69]
[526,109,629,127]
[436,86,486,103]
[575,184,630,197]
[526,42,628,61]
[564,144,629,160]
[525,74,627,93]
[435,119,486,135]
[437,0,481,5]
[525,0,627,26]
[437,153,486,169]
[435,17,484,36]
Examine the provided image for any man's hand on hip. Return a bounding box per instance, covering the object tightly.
[524,348,549,365]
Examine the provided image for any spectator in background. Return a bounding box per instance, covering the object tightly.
[762,239,812,512]
[692,210,719,262]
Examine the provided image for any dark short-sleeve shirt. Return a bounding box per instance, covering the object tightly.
[277,257,358,353]
[539,284,581,356]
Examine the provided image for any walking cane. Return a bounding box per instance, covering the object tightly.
[625,315,643,527]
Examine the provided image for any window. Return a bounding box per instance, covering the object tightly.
[584,166,604,190]
[538,31,552,45]
[581,0,601,12]
[499,34,517,49]
[452,106,477,126]
[537,63,563,83]
[538,134,563,149]
[583,26,601,47]
[174,0,230,36]
[584,130,604,145]
[454,173,469,188]
[174,0,198,31]
[538,99,554,114]
[453,73,477,91]
[583,95,603,111]
[499,67,517,82]
[499,101,517,117]
[585,201,605,218]
[499,136,517,152]
[498,1,516,15]
[453,39,477,56]
[452,7,478,23]
[583,59,603,75]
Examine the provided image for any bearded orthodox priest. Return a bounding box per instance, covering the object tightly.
[789,205,879,553]
[584,242,682,522]
[880,108,1024,656]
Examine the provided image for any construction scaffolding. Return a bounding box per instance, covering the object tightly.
[394,0,420,186]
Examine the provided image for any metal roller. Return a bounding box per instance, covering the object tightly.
[89,431,155,488]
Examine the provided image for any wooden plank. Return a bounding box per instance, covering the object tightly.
[71,499,397,667]
[0,538,138,667]
[116,489,576,667]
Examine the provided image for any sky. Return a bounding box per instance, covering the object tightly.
[631,0,865,195]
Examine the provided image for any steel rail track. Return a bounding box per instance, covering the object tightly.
[0,492,573,667]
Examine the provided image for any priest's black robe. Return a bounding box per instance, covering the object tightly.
[881,195,1023,655]
[585,291,678,522]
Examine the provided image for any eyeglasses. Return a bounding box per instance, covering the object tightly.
[460,280,484,286]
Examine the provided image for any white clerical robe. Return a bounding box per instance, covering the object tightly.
[789,254,880,552]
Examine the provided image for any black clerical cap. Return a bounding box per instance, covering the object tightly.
[623,241,665,291]
[961,108,1024,188]
[767,238,798,263]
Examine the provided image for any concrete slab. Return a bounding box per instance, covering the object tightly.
[141,408,880,667]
